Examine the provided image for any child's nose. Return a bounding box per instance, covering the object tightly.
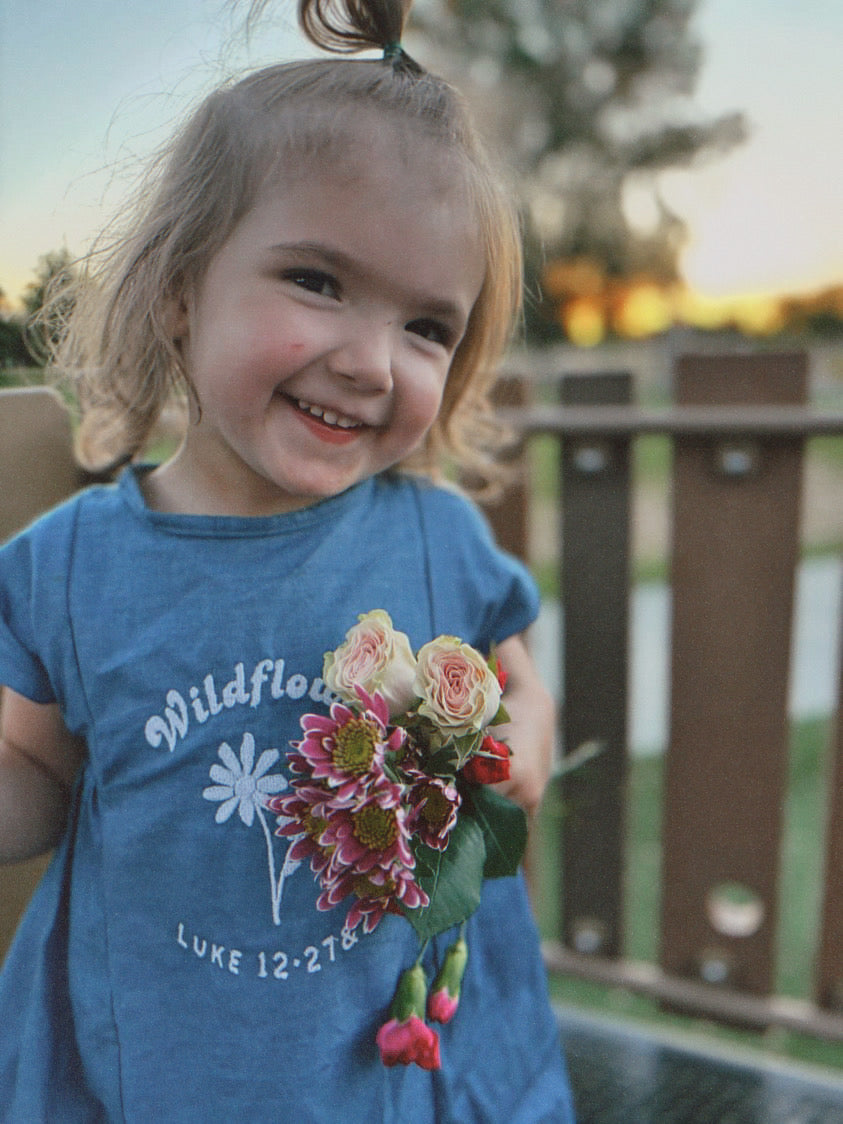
[328,319,394,393]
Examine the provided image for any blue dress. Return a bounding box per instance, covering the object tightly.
[0,468,574,1122]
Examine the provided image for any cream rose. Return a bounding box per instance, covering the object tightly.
[413,637,502,737]
[323,610,418,716]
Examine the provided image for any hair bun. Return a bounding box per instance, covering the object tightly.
[298,0,413,55]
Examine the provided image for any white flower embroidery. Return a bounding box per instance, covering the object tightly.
[203,732,286,825]
[203,731,301,925]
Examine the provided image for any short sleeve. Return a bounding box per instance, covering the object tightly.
[411,480,540,652]
[0,532,55,702]
[0,499,82,707]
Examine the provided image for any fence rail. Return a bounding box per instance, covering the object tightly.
[483,351,843,1043]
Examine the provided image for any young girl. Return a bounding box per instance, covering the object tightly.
[0,1,575,1119]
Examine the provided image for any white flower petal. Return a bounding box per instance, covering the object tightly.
[203,785,235,803]
[256,774,287,795]
[209,764,235,786]
[217,742,241,776]
[253,748,280,778]
[238,731,256,775]
[238,796,256,827]
[215,796,239,823]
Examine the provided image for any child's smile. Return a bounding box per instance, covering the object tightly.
[294,397,363,439]
[148,135,485,517]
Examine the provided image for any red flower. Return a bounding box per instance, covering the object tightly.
[376,1014,441,1070]
[377,962,441,1070]
[462,735,511,785]
[426,937,468,1024]
[495,656,509,691]
[427,988,459,1024]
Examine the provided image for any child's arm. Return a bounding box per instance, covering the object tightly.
[492,633,555,816]
[0,687,85,863]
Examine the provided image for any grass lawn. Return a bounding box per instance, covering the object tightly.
[531,716,843,1071]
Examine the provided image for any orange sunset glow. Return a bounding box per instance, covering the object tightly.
[542,255,842,349]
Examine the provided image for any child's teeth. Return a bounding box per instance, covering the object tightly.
[297,399,358,428]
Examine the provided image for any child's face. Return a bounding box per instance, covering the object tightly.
[164,141,485,516]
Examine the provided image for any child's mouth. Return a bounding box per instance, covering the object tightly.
[288,396,365,446]
[294,397,362,432]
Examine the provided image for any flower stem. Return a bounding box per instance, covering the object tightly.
[414,938,431,969]
[257,802,282,926]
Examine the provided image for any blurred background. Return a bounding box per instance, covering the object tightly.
[1,0,842,358]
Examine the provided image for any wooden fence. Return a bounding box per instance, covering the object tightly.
[484,351,843,1042]
[3,361,843,1051]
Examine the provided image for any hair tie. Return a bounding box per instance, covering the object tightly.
[382,40,423,76]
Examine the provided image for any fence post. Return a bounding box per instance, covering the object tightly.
[558,371,632,959]
[816,601,843,1011]
[660,352,807,998]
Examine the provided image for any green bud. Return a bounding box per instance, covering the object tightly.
[390,962,428,1022]
[431,938,468,999]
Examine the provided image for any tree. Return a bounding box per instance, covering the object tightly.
[0,285,33,372]
[20,248,78,364]
[0,318,31,373]
[415,0,746,341]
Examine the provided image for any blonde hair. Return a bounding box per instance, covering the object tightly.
[52,0,523,488]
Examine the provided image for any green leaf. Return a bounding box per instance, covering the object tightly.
[423,746,459,777]
[452,731,483,768]
[401,817,486,941]
[467,786,527,879]
[490,702,510,726]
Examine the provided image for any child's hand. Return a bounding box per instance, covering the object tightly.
[488,633,555,816]
[0,688,85,863]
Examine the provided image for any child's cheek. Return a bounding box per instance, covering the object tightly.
[248,332,306,379]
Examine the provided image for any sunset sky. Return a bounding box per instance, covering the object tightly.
[2,0,842,310]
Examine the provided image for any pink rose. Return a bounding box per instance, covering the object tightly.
[414,637,502,736]
[323,610,417,716]
[376,1015,441,1070]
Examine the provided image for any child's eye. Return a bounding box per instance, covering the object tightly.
[283,268,340,300]
[405,318,454,348]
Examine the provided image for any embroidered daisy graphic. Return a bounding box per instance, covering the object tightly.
[203,731,301,924]
[204,731,286,825]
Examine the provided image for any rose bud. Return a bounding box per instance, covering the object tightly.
[462,735,511,785]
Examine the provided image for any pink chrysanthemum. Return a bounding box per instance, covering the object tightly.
[292,688,404,801]
[319,770,414,878]
[270,752,427,933]
[318,862,429,933]
[269,784,334,872]
[405,771,461,851]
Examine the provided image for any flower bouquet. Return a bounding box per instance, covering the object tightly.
[266,610,528,1070]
